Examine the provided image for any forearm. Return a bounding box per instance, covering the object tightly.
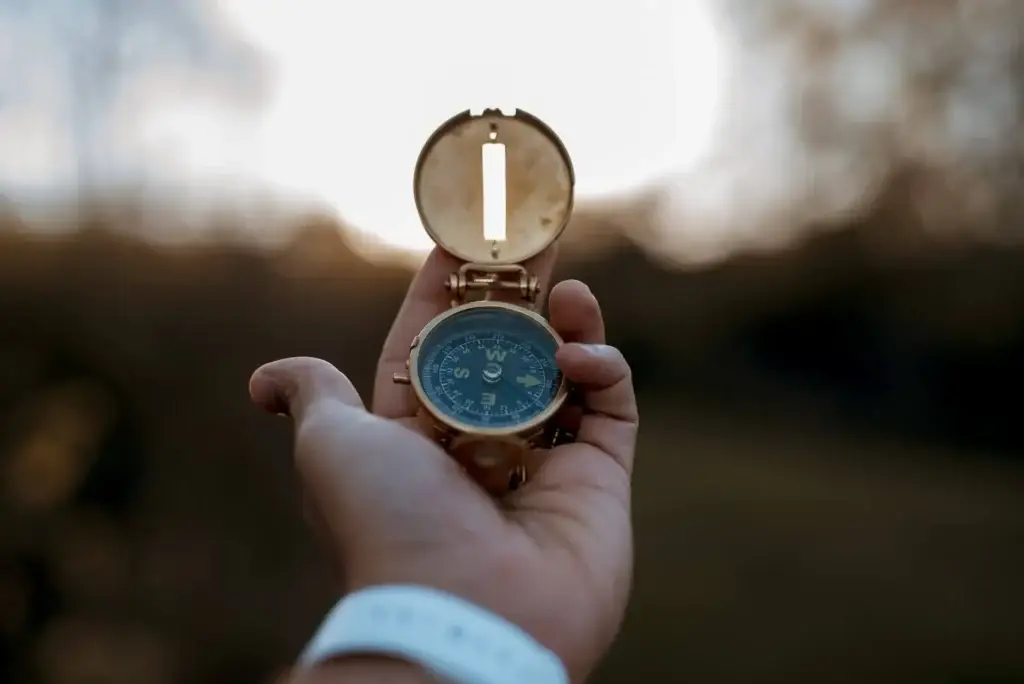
[288,657,434,684]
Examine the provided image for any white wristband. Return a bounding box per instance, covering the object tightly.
[297,585,569,684]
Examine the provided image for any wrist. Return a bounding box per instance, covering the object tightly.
[289,656,432,684]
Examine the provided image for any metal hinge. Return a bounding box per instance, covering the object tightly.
[445,263,540,307]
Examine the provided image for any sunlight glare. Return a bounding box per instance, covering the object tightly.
[211,0,725,255]
[481,141,507,243]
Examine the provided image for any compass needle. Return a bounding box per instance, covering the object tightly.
[516,374,541,388]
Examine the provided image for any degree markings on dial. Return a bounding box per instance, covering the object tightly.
[440,338,523,368]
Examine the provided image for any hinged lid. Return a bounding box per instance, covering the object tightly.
[413,109,575,264]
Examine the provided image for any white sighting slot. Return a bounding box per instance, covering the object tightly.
[481,142,507,242]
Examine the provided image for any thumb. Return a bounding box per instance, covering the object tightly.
[554,343,638,474]
[249,355,365,422]
[249,357,467,548]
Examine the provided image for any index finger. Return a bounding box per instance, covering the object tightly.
[372,245,558,419]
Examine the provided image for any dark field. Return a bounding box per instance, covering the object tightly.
[0,192,1023,682]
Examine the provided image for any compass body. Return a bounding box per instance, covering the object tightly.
[395,108,575,492]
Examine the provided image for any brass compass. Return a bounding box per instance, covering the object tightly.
[393,108,575,493]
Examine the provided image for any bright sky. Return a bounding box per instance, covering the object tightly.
[3,1,1017,263]
[202,0,726,253]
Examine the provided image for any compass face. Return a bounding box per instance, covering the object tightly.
[415,305,564,431]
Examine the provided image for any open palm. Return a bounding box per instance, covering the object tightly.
[249,246,638,681]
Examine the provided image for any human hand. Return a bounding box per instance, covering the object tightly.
[249,246,639,682]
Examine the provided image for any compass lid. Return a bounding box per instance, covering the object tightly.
[413,109,575,264]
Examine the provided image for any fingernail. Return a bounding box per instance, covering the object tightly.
[260,380,291,417]
[272,387,293,417]
[249,366,294,417]
[579,343,616,359]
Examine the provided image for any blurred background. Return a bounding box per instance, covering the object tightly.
[1,1,1023,682]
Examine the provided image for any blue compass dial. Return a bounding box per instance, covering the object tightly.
[416,306,563,429]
